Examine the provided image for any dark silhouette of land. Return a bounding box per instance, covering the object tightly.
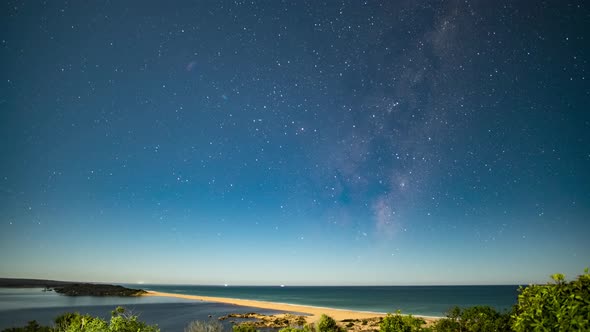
[0,278,75,288]
[0,278,145,296]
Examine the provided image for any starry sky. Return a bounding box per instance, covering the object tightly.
[1,1,588,286]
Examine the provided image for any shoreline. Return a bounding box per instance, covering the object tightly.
[144,290,441,324]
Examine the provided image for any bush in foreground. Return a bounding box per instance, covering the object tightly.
[185,320,224,332]
[511,269,590,331]
[231,324,258,332]
[379,311,426,332]
[107,306,159,332]
[1,306,159,332]
[279,327,309,332]
[431,306,510,332]
[279,323,316,332]
[317,314,344,332]
[53,311,107,331]
[2,321,52,332]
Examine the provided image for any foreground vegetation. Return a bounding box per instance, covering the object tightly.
[381,269,590,331]
[2,307,159,332]
[4,270,589,332]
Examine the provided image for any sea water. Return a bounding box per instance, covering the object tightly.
[141,285,520,317]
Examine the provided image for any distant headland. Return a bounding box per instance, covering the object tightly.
[0,278,146,297]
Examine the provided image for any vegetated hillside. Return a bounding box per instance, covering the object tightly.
[0,278,146,297]
[53,283,146,296]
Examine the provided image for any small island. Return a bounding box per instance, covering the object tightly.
[53,283,147,297]
[0,278,146,297]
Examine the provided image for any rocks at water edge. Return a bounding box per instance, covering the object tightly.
[218,312,307,328]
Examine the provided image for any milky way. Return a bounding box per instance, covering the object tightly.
[0,1,588,285]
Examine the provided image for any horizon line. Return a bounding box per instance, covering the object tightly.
[0,277,534,287]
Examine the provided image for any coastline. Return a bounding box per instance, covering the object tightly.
[144,290,440,324]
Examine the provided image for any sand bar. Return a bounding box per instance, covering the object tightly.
[145,290,439,324]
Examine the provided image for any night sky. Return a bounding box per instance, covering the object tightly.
[1,1,588,285]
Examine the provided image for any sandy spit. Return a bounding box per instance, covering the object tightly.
[144,290,439,324]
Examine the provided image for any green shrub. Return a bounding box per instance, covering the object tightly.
[279,328,305,332]
[379,311,425,332]
[107,306,159,332]
[459,306,509,332]
[295,316,307,327]
[53,311,107,332]
[303,323,316,332]
[430,317,460,332]
[316,314,342,332]
[432,306,510,332]
[431,307,461,332]
[511,269,590,331]
[279,325,317,332]
[2,307,159,332]
[185,320,224,332]
[1,320,52,332]
[232,324,258,332]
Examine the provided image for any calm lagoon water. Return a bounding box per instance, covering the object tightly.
[0,288,192,311]
[0,288,281,331]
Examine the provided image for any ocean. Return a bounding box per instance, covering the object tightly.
[140,284,519,317]
[0,285,519,331]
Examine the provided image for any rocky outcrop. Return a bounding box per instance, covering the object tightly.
[219,313,385,332]
[338,318,383,331]
[218,312,307,328]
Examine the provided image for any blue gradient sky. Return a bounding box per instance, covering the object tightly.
[1,1,588,285]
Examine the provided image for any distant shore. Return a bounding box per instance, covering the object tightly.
[0,278,145,297]
[144,290,440,324]
[0,278,75,288]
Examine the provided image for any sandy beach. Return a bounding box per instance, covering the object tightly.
[145,290,438,324]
